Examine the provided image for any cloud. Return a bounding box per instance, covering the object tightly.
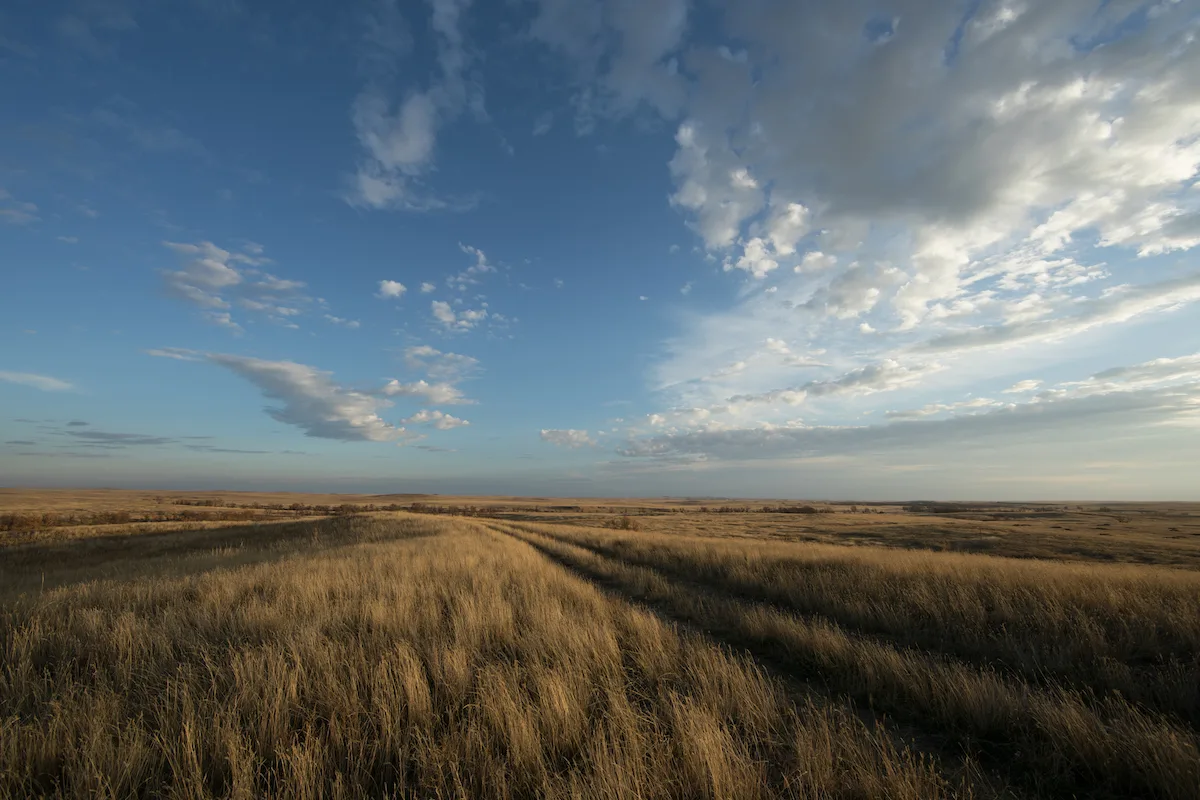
[207,354,408,442]
[0,188,39,225]
[162,241,314,331]
[526,0,1200,449]
[89,105,207,158]
[919,274,1200,354]
[1076,353,1200,392]
[347,0,481,210]
[324,315,361,328]
[447,243,496,291]
[65,430,174,446]
[1004,380,1042,394]
[527,0,689,126]
[619,385,1200,462]
[431,300,488,331]
[66,420,88,427]
[377,279,407,299]
[403,345,479,380]
[145,347,202,361]
[402,409,470,429]
[0,371,74,391]
[884,397,1003,421]
[532,111,553,136]
[55,1,136,58]
[729,360,942,406]
[381,379,471,405]
[540,428,597,448]
[420,281,436,293]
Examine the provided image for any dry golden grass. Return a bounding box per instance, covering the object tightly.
[1,515,953,799]
[485,519,1200,799]
[4,490,1200,798]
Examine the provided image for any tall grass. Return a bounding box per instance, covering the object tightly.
[1,516,952,799]
[489,520,1200,799]
[499,520,1200,724]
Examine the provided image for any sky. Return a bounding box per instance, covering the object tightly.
[2,0,1199,500]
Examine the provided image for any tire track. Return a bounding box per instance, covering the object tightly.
[482,521,1030,800]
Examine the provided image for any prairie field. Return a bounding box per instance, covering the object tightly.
[2,492,1199,798]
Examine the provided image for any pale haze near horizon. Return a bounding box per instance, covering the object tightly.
[2,1,1199,500]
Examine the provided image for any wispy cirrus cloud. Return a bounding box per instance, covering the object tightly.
[0,188,39,225]
[0,371,74,392]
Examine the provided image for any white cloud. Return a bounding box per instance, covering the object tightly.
[402,409,470,429]
[381,378,472,405]
[206,354,406,442]
[680,281,693,295]
[619,385,1200,462]
[144,347,202,361]
[420,281,436,293]
[729,360,942,407]
[403,345,479,380]
[431,299,488,331]
[885,397,1003,421]
[161,241,313,331]
[528,0,688,126]
[324,315,362,329]
[347,0,480,210]
[377,279,407,299]
[0,188,39,225]
[447,243,496,291]
[919,274,1200,354]
[533,1,1200,453]
[1003,379,1042,394]
[540,428,597,448]
[0,371,74,392]
[532,111,553,136]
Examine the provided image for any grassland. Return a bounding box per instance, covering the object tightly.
[2,491,1199,798]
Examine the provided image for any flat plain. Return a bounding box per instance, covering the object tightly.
[2,489,1199,798]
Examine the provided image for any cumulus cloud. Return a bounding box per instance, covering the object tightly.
[528,0,688,127]
[324,315,361,329]
[161,241,314,331]
[1004,379,1042,394]
[403,345,479,380]
[431,300,488,331]
[381,379,471,405]
[347,0,481,210]
[536,0,1200,453]
[0,371,74,391]
[447,243,495,291]
[420,281,437,293]
[207,354,408,442]
[377,280,407,299]
[402,409,470,429]
[540,429,597,448]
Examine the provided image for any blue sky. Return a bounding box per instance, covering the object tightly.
[2,0,1199,499]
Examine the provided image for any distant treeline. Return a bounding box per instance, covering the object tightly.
[2,499,883,534]
[0,508,265,533]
